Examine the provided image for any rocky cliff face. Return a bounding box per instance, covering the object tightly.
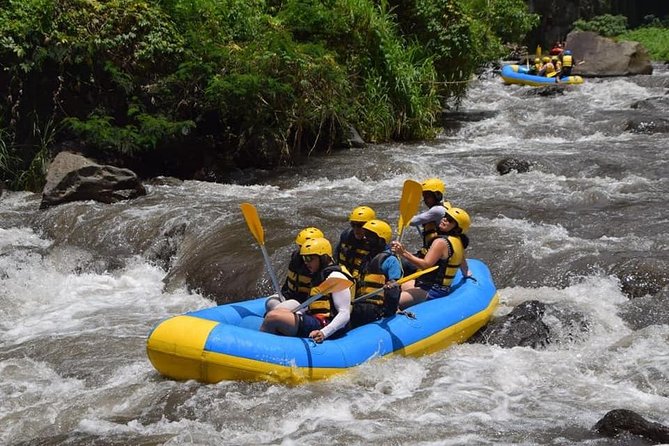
[525,0,669,49]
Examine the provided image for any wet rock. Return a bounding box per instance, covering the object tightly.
[521,85,565,97]
[439,109,498,133]
[624,116,669,134]
[163,224,277,303]
[40,152,146,209]
[611,258,669,299]
[594,409,669,444]
[567,31,653,77]
[618,287,669,330]
[145,222,187,271]
[496,157,532,175]
[145,176,184,187]
[469,300,550,348]
[630,97,669,111]
[338,124,366,149]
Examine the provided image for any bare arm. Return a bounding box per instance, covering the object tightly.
[392,238,448,270]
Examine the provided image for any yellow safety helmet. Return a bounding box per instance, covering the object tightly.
[421,178,445,195]
[534,58,541,63]
[300,237,332,257]
[295,227,324,246]
[551,56,558,62]
[348,205,376,223]
[362,219,392,244]
[542,56,550,63]
[445,207,471,234]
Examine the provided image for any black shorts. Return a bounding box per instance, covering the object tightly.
[350,302,384,328]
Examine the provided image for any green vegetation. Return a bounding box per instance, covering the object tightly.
[0,0,538,191]
[617,27,669,61]
[573,13,669,62]
[573,14,628,37]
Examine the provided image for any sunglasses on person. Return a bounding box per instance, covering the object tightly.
[302,255,317,263]
[443,215,456,225]
[350,221,364,228]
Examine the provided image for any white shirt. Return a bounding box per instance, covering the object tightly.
[317,271,351,339]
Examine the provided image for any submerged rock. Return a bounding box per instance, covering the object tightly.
[469,300,550,348]
[611,258,669,299]
[497,157,532,175]
[594,409,669,444]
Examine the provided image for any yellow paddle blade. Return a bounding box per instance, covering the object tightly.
[240,202,264,245]
[292,276,354,313]
[535,45,542,59]
[397,179,423,238]
[316,276,354,294]
[547,71,558,78]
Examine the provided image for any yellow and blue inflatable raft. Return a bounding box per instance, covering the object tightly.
[501,64,584,86]
[147,259,499,384]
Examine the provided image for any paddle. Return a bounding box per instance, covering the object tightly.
[352,265,438,304]
[291,276,354,313]
[396,179,423,242]
[240,202,283,300]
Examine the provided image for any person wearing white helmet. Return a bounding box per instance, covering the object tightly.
[392,207,471,308]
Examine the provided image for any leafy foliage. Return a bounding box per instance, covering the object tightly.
[617,27,669,61]
[0,0,539,189]
[573,14,628,37]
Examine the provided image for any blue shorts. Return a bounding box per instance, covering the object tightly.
[425,285,451,300]
[296,313,327,337]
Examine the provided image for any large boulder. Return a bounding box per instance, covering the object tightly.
[41,152,146,209]
[566,31,653,76]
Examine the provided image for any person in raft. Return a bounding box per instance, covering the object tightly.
[260,237,353,343]
[538,56,555,77]
[402,177,451,274]
[334,205,376,278]
[391,207,471,309]
[350,219,403,328]
[265,226,324,313]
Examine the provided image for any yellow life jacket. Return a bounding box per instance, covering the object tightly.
[435,236,464,287]
[282,250,312,303]
[544,63,555,75]
[308,265,354,319]
[562,55,573,68]
[356,252,392,306]
[416,235,464,288]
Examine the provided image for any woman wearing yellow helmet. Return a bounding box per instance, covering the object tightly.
[391,207,471,308]
[261,237,353,343]
[334,205,376,278]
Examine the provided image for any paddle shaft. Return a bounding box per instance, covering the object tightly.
[352,265,438,304]
[292,276,353,313]
[240,202,283,300]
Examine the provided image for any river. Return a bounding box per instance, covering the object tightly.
[1,65,668,445]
